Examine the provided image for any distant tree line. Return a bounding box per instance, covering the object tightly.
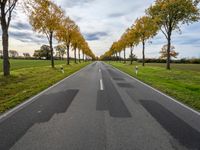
[101,55,200,64]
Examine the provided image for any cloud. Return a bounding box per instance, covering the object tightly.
[9,30,47,44]
[84,32,108,41]
[59,0,95,8]
[10,22,31,30]
[108,12,126,18]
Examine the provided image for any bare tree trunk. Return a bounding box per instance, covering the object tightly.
[2,28,10,76]
[130,46,133,65]
[49,31,54,68]
[123,48,126,64]
[67,44,70,65]
[78,49,81,63]
[142,40,145,66]
[1,9,10,76]
[166,32,171,70]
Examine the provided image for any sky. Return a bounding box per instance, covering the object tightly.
[0,0,200,58]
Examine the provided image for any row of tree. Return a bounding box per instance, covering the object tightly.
[26,0,95,67]
[33,44,88,62]
[0,0,95,76]
[100,0,200,70]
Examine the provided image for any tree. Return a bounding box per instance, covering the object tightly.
[129,54,137,61]
[71,28,81,63]
[40,45,51,59]
[33,45,51,59]
[147,0,200,69]
[135,16,158,66]
[56,17,78,65]
[160,44,179,59]
[23,53,31,58]
[55,44,66,60]
[121,27,139,64]
[33,50,41,59]
[27,0,64,68]
[9,50,18,58]
[77,34,85,63]
[0,0,18,76]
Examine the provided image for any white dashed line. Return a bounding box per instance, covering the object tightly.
[100,79,104,91]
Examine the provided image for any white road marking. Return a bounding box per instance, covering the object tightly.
[108,63,200,116]
[99,69,101,72]
[0,63,95,122]
[100,79,104,91]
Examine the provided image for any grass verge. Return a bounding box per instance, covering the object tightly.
[0,60,90,113]
[107,61,200,111]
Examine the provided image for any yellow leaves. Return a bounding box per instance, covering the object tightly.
[25,0,95,59]
[147,0,200,30]
[134,16,158,42]
[27,0,64,38]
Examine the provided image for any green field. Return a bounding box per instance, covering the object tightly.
[0,59,68,72]
[108,61,200,111]
[0,59,90,113]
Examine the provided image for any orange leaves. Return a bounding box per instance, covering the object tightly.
[159,44,179,59]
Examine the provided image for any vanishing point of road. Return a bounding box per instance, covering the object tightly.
[0,62,200,150]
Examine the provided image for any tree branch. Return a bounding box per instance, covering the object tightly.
[160,27,168,39]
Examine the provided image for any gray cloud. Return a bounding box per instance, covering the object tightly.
[84,32,108,41]
[11,22,32,30]
[60,0,95,8]
[9,31,47,44]
[108,12,125,18]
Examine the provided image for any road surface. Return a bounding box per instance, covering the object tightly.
[0,62,200,150]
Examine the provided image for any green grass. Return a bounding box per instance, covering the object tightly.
[107,61,200,111]
[0,59,90,113]
[0,59,67,72]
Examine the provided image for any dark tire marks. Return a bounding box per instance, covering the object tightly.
[0,89,79,150]
[117,83,133,88]
[140,100,200,150]
[97,70,131,118]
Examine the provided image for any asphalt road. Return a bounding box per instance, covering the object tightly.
[0,62,200,150]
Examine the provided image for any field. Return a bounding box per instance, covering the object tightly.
[0,59,67,72]
[0,59,90,113]
[108,61,200,111]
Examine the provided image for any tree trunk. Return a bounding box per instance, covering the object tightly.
[74,48,77,63]
[49,31,54,68]
[123,48,126,64]
[67,44,70,65]
[166,32,171,70]
[130,46,133,65]
[142,40,145,67]
[2,28,10,76]
[1,6,10,76]
[78,49,81,63]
